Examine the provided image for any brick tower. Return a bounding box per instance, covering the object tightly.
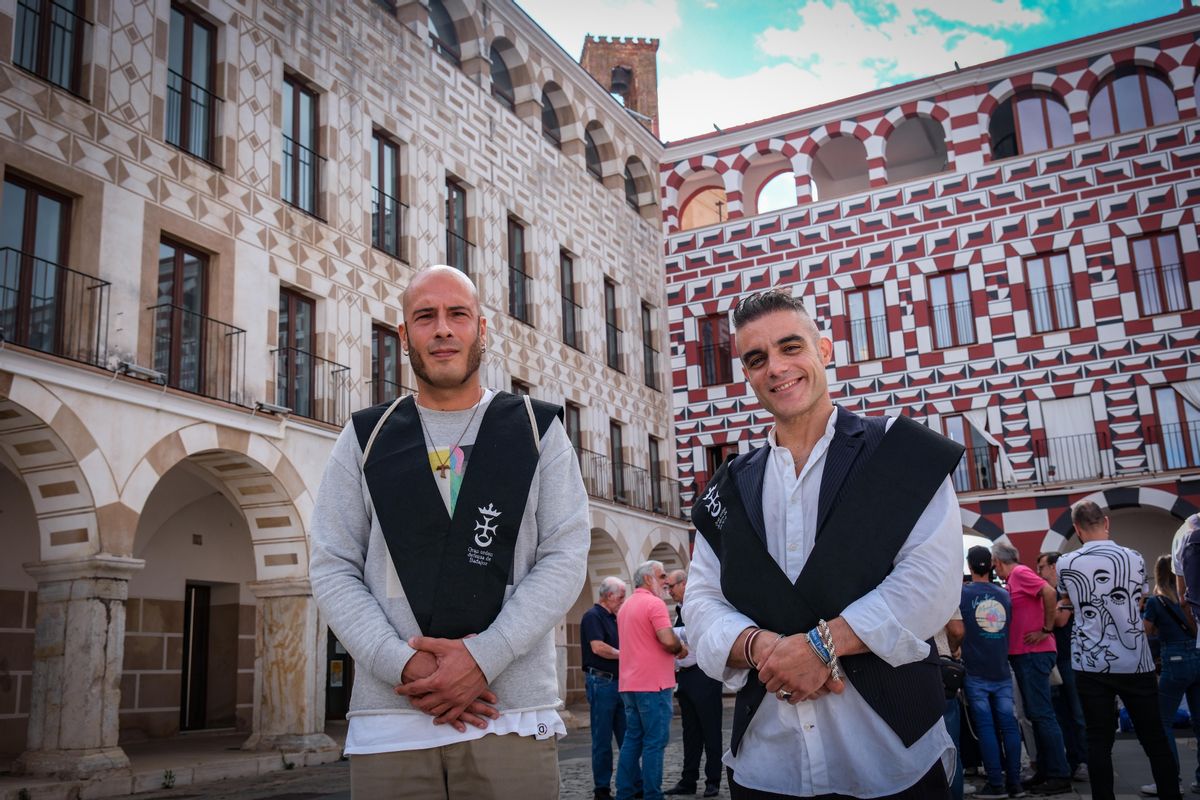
[580,36,660,137]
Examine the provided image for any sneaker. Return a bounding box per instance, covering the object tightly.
[1008,786,1028,798]
[1190,782,1200,794]
[1140,784,1159,797]
[1028,778,1072,796]
[1072,765,1089,782]
[977,784,1009,799]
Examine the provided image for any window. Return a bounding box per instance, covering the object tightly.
[610,420,625,502]
[166,5,218,163]
[1025,253,1076,332]
[0,176,70,354]
[560,250,581,350]
[624,166,639,210]
[1131,232,1187,316]
[427,0,460,66]
[13,0,86,95]
[541,93,561,148]
[604,278,621,371]
[1154,387,1200,470]
[698,313,732,385]
[703,443,738,489]
[989,93,1072,160]
[847,287,889,362]
[445,177,470,272]
[585,131,602,180]
[154,239,207,393]
[507,217,530,324]
[511,378,530,396]
[489,46,514,111]
[943,416,996,492]
[928,272,975,348]
[1089,65,1178,138]
[564,401,582,453]
[277,288,315,417]
[370,324,401,404]
[648,436,663,513]
[371,133,403,258]
[641,302,658,390]
[282,76,320,216]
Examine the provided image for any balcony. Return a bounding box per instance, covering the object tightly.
[14,0,89,97]
[0,247,108,366]
[1032,431,1113,485]
[643,343,659,390]
[951,444,1001,493]
[150,303,245,404]
[931,300,976,348]
[272,346,349,426]
[1146,423,1200,472]
[366,378,415,406]
[371,187,407,259]
[281,135,325,219]
[849,314,890,362]
[576,447,684,519]
[166,68,222,167]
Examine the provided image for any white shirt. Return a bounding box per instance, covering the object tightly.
[685,409,963,797]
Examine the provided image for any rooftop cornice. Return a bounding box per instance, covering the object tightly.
[663,10,1200,163]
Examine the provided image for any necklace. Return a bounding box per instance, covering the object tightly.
[416,390,484,478]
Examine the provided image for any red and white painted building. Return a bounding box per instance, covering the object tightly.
[662,9,1200,566]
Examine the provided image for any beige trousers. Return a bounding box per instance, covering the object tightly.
[349,732,559,799]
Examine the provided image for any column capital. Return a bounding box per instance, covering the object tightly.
[24,554,144,584]
[247,577,313,599]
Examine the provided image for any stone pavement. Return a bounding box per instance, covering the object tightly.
[1,701,1193,799]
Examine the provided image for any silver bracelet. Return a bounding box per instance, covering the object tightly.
[818,618,843,682]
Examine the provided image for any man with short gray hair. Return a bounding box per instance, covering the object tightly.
[992,540,1071,795]
[581,576,629,800]
[616,560,687,800]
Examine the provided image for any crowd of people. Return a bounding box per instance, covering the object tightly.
[949,509,1200,800]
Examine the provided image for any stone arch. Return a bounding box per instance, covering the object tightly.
[485,34,533,113]
[877,103,954,179]
[582,117,618,182]
[1078,47,1183,100]
[734,141,799,217]
[0,374,113,563]
[981,72,1077,122]
[121,423,311,582]
[427,0,484,64]
[805,129,870,202]
[586,522,634,590]
[960,507,1002,542]
[647,539,687,573]
[623,155,657,221]
[540,80,574,149]
[1039,487,1197,554]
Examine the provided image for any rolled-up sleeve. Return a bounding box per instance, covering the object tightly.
[685,534,758,690]
[840,476,963,667]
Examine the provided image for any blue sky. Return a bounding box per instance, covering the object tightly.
[515,0,1184,142]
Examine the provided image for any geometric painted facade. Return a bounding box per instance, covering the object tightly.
[663,11,1200,567]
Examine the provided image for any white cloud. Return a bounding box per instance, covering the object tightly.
[514,0,682,59]
[911,0,1045,29]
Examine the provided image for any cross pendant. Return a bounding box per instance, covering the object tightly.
[437,463,450,478]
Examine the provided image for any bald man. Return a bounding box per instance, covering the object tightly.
[310,265,590,799]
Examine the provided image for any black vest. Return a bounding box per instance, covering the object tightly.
[352,392,562,639]
[692,406,963,754]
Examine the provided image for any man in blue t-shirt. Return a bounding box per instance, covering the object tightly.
[961,545,1025,799]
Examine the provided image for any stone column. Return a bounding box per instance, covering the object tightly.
[17,554,144,780]
[242,578,337,752]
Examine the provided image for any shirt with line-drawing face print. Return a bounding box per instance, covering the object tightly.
[1057,540,1154,674]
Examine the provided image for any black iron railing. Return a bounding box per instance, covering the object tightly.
[700,342,733,385]
[1032,431,1113,484]
[606,324,623,372]
[644,343,660,390]
[14,0,89,97]
[576,447,684,519]
[1146,423,1200,472]
[366,378,415,406]
[282,134,325,218]
[0,247,108,365]
[272,346,349,425]
[952,444,1000,493]
[562,296,582,350]
[1029,284,1077,332]
[150,304,245,404]
[446,229,473,273]
[166,68,221,166]
[931,300,976,348]
[371,188,406,259]
[1137,262,1188,315]
[849,314,890,362]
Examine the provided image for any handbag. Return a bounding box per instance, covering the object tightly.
[938,655,966,699]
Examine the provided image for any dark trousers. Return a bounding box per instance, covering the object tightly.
[675,666,723,790]
[1075,671,1181,800]
[728,760,949,799]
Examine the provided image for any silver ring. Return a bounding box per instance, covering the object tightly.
[777,689,791,700]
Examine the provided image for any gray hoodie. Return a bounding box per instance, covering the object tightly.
[309,394,589,717]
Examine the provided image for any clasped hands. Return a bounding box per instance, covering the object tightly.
[752,630,844,706]
[393,635,498,732]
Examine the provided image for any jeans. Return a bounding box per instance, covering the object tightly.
[587,671,628,791]
[964,674,1024,788]
[1158,641,1200,786]
[1051,660,1088,771]
[1010,652,1070,779]
[943,695,964,800]
[617,689,673,800]
[1076,670,1180,800]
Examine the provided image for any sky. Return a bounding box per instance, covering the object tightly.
[514,0,1186,144]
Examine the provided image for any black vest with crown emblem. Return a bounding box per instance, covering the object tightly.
[691,406,964,754]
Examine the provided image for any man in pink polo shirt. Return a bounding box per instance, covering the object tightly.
[616,560,687,800]
[993,540,1071,796]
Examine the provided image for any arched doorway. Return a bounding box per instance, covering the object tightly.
[564,527,630,704]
